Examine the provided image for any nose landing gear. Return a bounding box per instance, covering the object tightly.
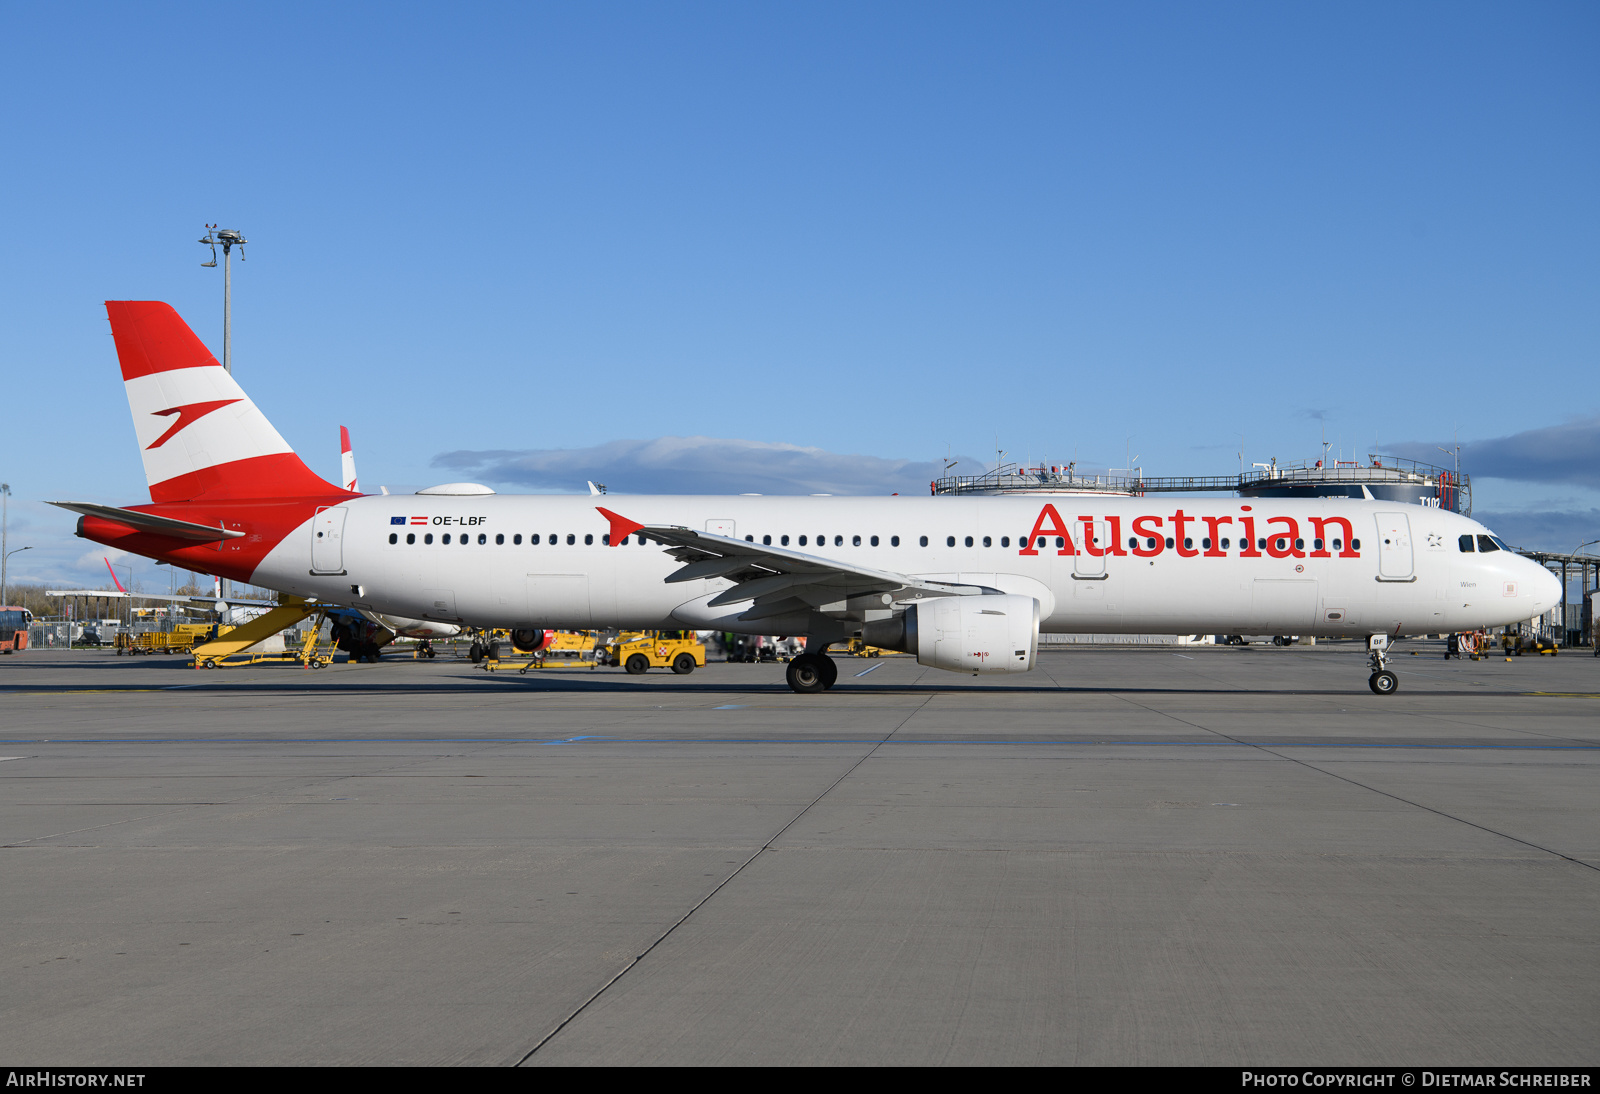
[1367,634,1399,695]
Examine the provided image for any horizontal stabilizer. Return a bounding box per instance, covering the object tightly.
[49,501,246,542]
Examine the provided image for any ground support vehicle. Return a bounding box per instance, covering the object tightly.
[846,639,892,658]
[478,630,604,673]
[604,631,706,675]
[476,654,601,675]
[190,600,332,669]
[118,630,203,655]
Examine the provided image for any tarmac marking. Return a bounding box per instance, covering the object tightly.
[516,691,937,1063]
[854,663,883,676]
[0,736,1596,750]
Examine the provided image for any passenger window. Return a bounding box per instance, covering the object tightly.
[798,535,807,546]
[1146,538,1157,550]
[891,536,900,546]
[1000,536,1009,547]
[1201,538,1210,550]
[745,535,754,542]
[443,534,451,545]
[1351,539,1361,550]
[781,535,789,546]
[964,536,973,547]
[479,534,488,545]
[388,533,397,544]
[1128,538,1138,550]
[1275,538,1285,551]
[920,536,928,547]
[870,535,879,546]
[1332,538,1341,551]
[637,534,647,545]
[406,533,416,545]
[947,536,956,547]
[461,535,469,546]
[763,535,771,545]
[1476,535,1499,553]
[1184,538,1194,550]
[1312,538,1322,551]
[1221,538,1229,549]
[1257,538,1266,550]
[834,535,843,546]
[512,534,521,545]
[852,535,861,546]
[1165,537,1174,549]
[982,536,991,548]
[585,534,594,545]
[566,534,575,545]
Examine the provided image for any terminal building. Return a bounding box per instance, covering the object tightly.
[933,454,1469,513]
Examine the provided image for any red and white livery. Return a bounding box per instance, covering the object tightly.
[58,301,1562,694]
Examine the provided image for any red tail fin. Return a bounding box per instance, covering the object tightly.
[107,301,347,502]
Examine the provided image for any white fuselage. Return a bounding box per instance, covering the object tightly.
[253,494,1561,641]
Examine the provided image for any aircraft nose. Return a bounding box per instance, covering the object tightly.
[1530,562,1562,609]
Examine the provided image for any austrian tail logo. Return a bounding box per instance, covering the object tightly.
[146,399,242,450]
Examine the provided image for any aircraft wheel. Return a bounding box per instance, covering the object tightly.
[786,654,827,694]
[425,648,436,659]
[625,653,650,675]
[672,653,696,675]
[487,641,501,661]
[469,641,483,663]
[1368,670,1398,695]
[818,653,838,690]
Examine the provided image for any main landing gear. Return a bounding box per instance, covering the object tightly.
[785,651,838,694]
[1367,634,1399,695]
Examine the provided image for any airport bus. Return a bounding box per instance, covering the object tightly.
[0,607,34,654]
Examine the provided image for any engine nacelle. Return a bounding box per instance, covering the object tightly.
[862,594,1038,674]
[510,628,553,654]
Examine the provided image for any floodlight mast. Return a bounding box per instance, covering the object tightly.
[198,225,247,374]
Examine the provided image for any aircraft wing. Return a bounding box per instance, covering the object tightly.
[48,501,245,542]
[597,506,988,622]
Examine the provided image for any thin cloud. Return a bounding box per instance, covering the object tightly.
[432,437,968,496]
[1388,416,1600,490]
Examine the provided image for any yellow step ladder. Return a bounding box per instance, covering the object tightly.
[190,597,326,668]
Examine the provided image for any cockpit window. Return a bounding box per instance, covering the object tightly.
[1476,535,1500,553]
[1458,535,1475,552]
[1489,535,1512,551]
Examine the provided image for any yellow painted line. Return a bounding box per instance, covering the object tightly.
[0,688,170,694]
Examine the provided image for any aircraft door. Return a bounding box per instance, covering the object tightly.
[311,507,348,574]
[1375,512,1415,580]
[1075,520,1109,577]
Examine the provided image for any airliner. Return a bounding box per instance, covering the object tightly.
[53,301,1560,694]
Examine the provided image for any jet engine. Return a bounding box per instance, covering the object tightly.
[862,594,1038,674]
[510,628,553,654]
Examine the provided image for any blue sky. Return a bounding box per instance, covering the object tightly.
[2,1,1597,590]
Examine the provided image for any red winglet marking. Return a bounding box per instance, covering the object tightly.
[147,399,242,449]
[596,506,643,546]
[104,557,127,593]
